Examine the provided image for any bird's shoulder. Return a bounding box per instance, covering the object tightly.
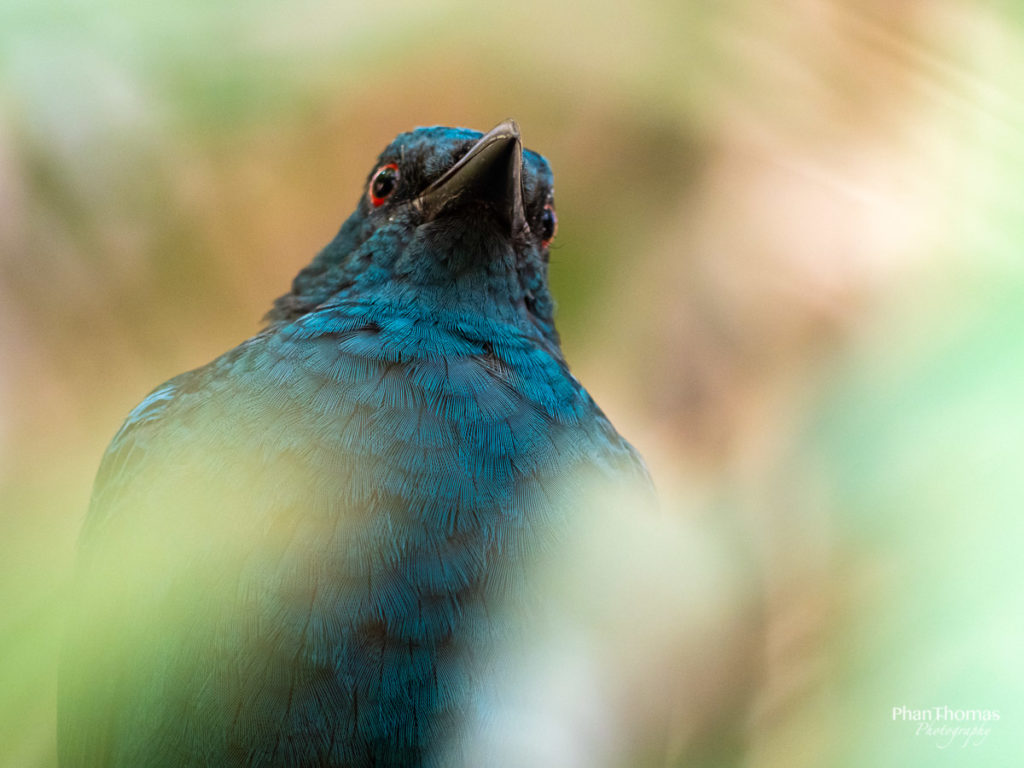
[86,300,648,536]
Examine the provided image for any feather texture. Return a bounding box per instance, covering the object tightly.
[58,124,649,767]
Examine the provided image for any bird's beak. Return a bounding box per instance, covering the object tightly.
[414,119,528,237]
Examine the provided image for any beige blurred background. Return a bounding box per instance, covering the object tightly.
[2,1,1022,766]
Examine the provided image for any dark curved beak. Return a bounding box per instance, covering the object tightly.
[414,119,528,237]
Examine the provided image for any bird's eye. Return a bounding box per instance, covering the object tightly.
[369,163,400,207]
[539,203,557,246]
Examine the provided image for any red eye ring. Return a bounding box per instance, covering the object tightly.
[369,163,400,207]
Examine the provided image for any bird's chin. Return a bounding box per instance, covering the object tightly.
[419,209,519,261]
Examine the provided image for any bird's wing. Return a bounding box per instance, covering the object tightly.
[58,364,233,767]
[57,333,354,767]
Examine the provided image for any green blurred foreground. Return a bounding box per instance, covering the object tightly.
[1,1,1022,765]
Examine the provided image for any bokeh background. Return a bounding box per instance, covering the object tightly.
[2,1,1022,766]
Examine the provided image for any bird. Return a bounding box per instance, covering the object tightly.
[58,119,651,767]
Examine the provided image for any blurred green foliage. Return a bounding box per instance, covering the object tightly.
[2,1,1023,766]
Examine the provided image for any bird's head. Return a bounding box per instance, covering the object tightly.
[268,120,560,340]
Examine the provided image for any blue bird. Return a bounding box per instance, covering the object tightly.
[58,120,650,767]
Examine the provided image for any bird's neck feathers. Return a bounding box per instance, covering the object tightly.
[265,209,559,345]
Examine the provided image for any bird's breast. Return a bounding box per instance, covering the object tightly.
[178,308,599,759]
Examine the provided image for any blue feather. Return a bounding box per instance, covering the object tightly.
[58,123,650,767]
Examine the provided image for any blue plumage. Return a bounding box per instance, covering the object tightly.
[58,121,648,767]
